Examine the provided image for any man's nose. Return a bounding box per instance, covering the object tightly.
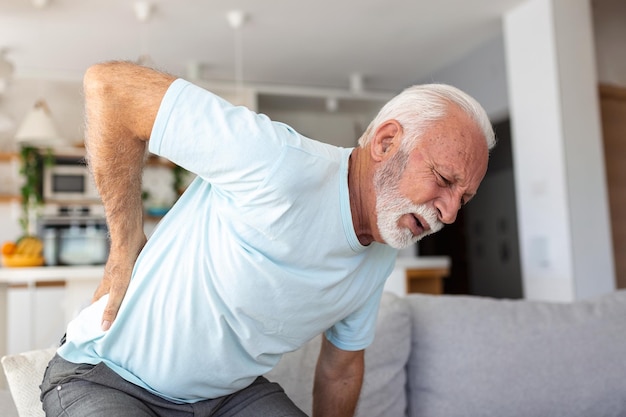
[436,194,461,224]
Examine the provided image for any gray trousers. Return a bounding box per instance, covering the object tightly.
[40,354,307,417]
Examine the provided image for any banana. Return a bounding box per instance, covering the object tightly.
[2,236,44,267]
[15,236,43,257]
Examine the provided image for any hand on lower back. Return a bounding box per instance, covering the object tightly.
[92,236,146,331]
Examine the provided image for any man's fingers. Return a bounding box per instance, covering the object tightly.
[101,319,113,331]
[100,279,130,331]
[101,297,122,331]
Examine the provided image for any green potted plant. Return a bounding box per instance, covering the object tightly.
[18,145,53,236]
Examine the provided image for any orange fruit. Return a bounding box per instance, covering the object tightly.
[1,241,17,256]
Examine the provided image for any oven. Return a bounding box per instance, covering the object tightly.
[38,204,109,266]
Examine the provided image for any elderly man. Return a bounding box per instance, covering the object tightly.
[40,61,494,417]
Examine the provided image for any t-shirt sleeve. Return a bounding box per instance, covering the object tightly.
[324,285,385,351]
[148,78,300,195]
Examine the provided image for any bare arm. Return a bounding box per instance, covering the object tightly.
[84,61,176,330]
[313,335,365,417]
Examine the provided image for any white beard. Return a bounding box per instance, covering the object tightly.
[376,196,442,249]
[374,149,443,249]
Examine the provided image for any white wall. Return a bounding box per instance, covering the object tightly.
[261,109,367,149]
[416,35,510,122]
[418,0,619,301]
[0,78,84,151]
[504,0,614,300]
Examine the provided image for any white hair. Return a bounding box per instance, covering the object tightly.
[358,84,496,152]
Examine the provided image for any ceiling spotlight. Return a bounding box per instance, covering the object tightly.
[350,73,364,94]
[134,1,154,23]
[227,10,247,29]
[32,0,50,8]
[326,97,339,113]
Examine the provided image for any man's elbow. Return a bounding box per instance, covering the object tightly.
[85,61,141,100]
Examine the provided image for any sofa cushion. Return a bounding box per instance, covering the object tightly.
[266,292,412,417]
[406,290,626,417]
[1,347,56,417]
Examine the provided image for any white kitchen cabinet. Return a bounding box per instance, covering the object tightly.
[7,284,66,354]
[0,266,103,362]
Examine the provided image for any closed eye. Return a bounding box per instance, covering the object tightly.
[434,170,452,187]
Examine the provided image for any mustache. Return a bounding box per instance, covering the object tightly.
[414,204,443,235]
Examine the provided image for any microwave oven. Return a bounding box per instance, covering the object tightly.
[43,154,101,202]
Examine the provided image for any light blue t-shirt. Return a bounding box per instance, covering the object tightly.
[58,79,397,403]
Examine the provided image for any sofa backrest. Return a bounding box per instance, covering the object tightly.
[266,292,412,417]
[405,290,626,417]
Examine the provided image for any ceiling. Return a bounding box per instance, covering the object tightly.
[0,0,528,93]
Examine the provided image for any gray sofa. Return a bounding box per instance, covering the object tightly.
[267,290,626,417]
[3,291,626,416]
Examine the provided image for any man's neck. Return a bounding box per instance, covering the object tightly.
[348,147,375,246]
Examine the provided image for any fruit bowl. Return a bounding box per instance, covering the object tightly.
[1,254,45,268]
[2,236,45,267]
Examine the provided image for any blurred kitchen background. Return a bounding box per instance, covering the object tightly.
[0,0,624,357]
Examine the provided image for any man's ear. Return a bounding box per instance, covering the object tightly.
[371,120,403,162]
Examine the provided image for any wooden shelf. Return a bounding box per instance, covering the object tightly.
[0,194,20,203]
[0,152,18,162]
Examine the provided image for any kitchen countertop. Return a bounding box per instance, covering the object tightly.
[0,265,105,284]
[393,256,450,269]
[0,256,450,285]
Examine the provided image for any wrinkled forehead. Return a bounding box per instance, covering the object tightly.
[421,110,490,185]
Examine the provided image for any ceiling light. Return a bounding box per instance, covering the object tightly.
[350,73,364,94]
[326,97,339,112]
[226,10,247,29]
[134,1,154,23]
[227,10,248,89]
[32,0,50,9]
